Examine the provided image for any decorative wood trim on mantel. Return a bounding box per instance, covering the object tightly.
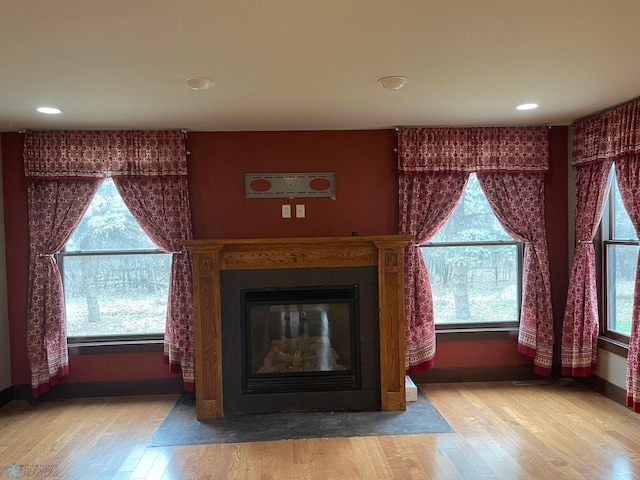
[185,235,412,420]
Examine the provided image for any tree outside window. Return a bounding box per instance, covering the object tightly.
[421,173,521,326]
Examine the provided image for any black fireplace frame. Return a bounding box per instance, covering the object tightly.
[220,267,381,415]
[240,285,362,395]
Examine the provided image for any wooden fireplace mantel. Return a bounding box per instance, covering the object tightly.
[185,235,412,420]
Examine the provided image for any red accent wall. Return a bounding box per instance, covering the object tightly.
[547,127,570,366]
[2,133,30,384]
[1,128,569,386]
[186,130,398,238]
[65,353,176,382]
[436,339,528,368]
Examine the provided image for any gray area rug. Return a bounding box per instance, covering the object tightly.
[149,391,453,446]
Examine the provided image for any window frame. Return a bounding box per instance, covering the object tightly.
[58,248,170,346]
[58,178,172,347]
[421,238,524,332]
[600,170,635,345]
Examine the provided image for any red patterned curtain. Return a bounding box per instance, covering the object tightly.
[564,98,640,407]
[477,173,554,375]
[561,161,612,376]
[571,98,640,167]
[24,130,187,177]
[398,127,550,373]
[614,159,640,412]
[114,177,194,388]
[27,179,101,396]
[24,130,195,395]
[398,127,549,173]
[399,172,469,372]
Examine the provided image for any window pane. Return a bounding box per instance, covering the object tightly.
[66,178,157,252]
[63,253,171,337]
[607,244,637,337]
[612,178,638,241]
[431,174,511,243]
[422,244,519,324]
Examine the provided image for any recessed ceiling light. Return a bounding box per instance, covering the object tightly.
[378,76,409,90]
[516,103,539,111]
[185,77,214,91]
[37,106,62,114]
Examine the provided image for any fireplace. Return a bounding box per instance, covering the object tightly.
[185,235,411,420]
[242,286,361,394]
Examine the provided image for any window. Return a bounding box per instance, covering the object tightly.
[420,173,522,328]
[59,178,172,341]
[602,169,637,341]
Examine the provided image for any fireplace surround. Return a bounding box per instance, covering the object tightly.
[185,235,411,420]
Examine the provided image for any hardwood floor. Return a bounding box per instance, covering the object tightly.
[1,379,639,479]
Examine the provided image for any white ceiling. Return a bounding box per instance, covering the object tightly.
[2,0,639,132]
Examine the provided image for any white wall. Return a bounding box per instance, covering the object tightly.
[595,349,627,389]
[0,136,11,391]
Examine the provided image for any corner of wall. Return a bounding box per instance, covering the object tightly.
[567,126,575,268]
[0,135,12,390]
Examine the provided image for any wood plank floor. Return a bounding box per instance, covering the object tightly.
[1,379,639,479]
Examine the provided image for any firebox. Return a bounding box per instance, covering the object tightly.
[241,286,361,395]
[220,267,381,415]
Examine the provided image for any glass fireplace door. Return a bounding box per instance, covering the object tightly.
[242,286,360,394]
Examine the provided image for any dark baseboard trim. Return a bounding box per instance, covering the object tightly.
[6,371,626,411]
[578,374,627,407]
[410,364,539,384]
[0,386,13,408]
[12,378,185,403]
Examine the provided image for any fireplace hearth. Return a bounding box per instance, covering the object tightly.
[185,235,411,420]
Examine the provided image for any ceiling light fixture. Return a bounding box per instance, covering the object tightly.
[185,77,214,91]
[378,76,408,90]
[36,106,62,114]
[516,103,539,111]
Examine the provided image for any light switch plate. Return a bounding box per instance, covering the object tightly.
[296,204,305,218]
[282,205,291,218]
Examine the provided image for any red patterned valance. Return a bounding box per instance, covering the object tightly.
[24,130,187,178]
[572,97,640,167]
[398,126,549,173]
